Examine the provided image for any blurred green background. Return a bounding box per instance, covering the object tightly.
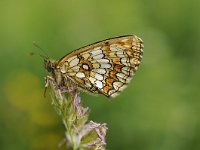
[0,0,200,150]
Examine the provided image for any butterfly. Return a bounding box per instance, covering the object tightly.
[44,35,144,98]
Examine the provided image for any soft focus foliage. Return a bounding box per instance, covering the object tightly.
[0,0,200,150]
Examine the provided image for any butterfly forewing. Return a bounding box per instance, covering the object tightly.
[56,35,143,97]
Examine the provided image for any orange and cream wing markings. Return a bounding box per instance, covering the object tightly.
[56,35,143,97]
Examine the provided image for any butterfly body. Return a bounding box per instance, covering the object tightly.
[44,35,144,97]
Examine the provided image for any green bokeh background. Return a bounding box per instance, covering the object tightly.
[1,0,200,150]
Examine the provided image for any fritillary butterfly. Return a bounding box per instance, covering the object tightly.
[44,35,144,97]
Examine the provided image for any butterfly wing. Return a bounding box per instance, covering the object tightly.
[56,35,144,97]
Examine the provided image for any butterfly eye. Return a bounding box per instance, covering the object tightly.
[47,65,53,72]
[44,59,53,72]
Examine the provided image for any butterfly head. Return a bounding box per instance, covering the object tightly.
[44,59,56,73]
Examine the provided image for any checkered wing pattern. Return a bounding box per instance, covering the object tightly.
[56,35,144,97]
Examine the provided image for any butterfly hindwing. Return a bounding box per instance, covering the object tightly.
[56,35,143,97]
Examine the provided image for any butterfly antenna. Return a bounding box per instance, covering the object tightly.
[33,41,49,59]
